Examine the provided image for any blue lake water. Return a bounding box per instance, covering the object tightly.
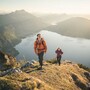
[15,30,90,67]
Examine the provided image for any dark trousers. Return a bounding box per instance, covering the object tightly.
[57,56,61,65]
[38,51,44,67]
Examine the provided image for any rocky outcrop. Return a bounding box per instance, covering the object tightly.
[0,51,17,71]
[21,60,37,69]
[0,54,90,90]
[0,68,22,77]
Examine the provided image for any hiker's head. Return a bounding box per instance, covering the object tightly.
[57,48,60,50]
[37,34,41,39]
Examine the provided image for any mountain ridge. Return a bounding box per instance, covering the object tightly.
[0,10,49,55]
[0,51,90,90]
[0,58,90,90]
[46,17,90,39]
[0,10,49,37]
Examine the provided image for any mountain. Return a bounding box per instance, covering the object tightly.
[0,10,49,55]
[45,17,90,39]
[0,55,90,90]
[0,25,20,56]
[39,13,71,25]
[0,10,49,38]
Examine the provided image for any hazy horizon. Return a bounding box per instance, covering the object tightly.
[0,0,90,14]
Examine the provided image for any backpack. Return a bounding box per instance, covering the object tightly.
[36,38,45,46]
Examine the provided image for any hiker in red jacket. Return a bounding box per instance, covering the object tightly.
[55,48,63,65]
[34,34,47,69]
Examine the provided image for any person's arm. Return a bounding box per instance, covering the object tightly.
[61,49,63,54]
[43,40,47,53]
[34,41,37,54]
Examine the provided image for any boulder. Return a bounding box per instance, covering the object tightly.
[89,73,90,77]
[21,61,34,69]
[0,51,7,63]
[62,60,73,64]
[0,51,17,70]
[31,60,37,64]
[0,68,22,77]
[87,83,90,90]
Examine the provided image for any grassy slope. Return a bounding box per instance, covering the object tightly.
[0,61,89,90]
[28,62,89,90]
[0,72,53,90]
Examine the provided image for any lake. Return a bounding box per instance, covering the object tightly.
[15,30,90,67]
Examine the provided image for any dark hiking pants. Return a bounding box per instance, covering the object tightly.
[57,56,61,65]
[38,51,44,67]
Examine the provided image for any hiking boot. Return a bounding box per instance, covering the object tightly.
[37,66,42,70]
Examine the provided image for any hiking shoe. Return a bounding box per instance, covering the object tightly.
[37,67,42,70]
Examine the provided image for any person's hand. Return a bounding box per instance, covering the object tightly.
[44,51,47,54]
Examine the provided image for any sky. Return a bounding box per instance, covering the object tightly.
[0,0,90,14]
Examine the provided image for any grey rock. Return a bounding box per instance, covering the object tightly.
[87,83,90,90]
[31,60,37,64]
[0,51,16,71]
[0,51,16,64]
[21,61,34,69]
[62,60,73,64]
[0,68,22,77]
[89,73,90,77]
